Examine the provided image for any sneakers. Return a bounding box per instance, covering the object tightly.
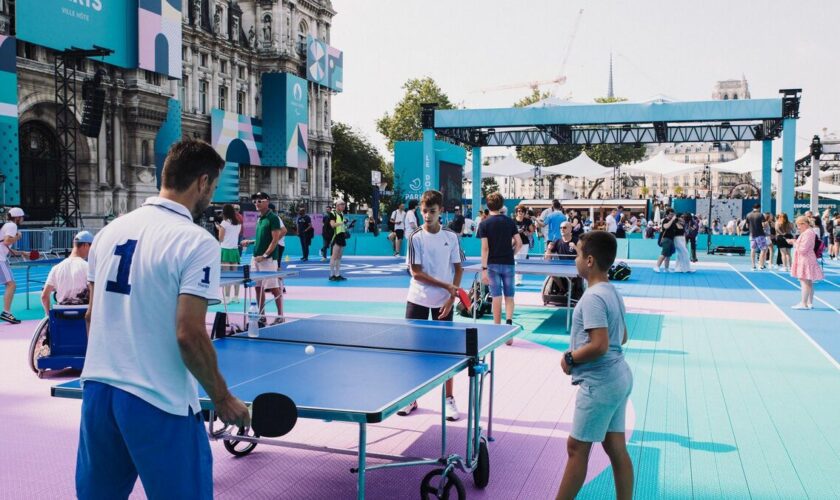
[445,397,460,422]
[328,276,337,281]
[336,275,347,281]
[321,257,328,262]
[397,400,418,416]
[653,267,660,273]
[791,303,808,310]
[0,311,20,324]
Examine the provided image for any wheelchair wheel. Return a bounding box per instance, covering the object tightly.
[223,426,258,457]
[28,318,50,377]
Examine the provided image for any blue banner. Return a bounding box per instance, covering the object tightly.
[261,73,308,168]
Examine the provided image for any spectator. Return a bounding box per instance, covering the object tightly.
[217,204,242,303]
[786,216,823,309]
[764,213,776,269]
[405,199,420,235]
[241,192,286,321]
[614,206,626,239]
[389,202,406,257]
[775,213,794,271]
[327,201,349,281]
[0,207,25,323]
[746,203,767,270]
[543,200,567,243]
[605,208,618,236]
[654,209,678,273]
[537,200,562,243]
[462,215,475,237]
[684,213,699,263]
[296,206,314,262]
[673,213,693,273]
[448,206,465,234]
[546,221,577,257]
[831,213,840,260]
[320,204,334,262]
[477,192,522,345]
[513,205,535,286]
[568,210,584,243]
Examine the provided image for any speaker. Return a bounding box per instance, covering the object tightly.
[80,70,106,138]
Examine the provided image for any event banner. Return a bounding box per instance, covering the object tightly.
[212,162,240,203]
[261,73,308,169]
[154,98,181,189]
[210,108,263,166]
[138,0,183,78]
[16,0,139,69]
[306,35,343,92]
[0,36,19,205]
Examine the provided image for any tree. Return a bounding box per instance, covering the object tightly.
[376,77,456,152]
[513,92,647,199]
[481,177,500,198]
[331,122,387,206]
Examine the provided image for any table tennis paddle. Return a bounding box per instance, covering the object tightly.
[29,250,40,260]
[456,288,472,310]
[250,393,297,438]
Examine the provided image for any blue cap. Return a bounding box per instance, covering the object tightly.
[74,231,94,244]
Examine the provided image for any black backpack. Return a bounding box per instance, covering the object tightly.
[609,262,632,281]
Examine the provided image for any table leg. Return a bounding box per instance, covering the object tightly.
[440,385,447,456]
[488,350,495,441]
[26,266,30,309]
[566,277,573,333]
[357,422,367,500]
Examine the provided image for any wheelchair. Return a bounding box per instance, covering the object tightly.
[28,305,88,378]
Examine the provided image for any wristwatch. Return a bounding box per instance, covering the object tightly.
[564,351,575,367]
[262,253,269,259]
[481,266,488,270]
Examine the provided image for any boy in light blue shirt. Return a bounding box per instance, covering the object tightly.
[557,230,633,500]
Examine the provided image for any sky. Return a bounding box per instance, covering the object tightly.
[329,0,839,162]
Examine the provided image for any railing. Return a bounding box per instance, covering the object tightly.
[13,228,98,253]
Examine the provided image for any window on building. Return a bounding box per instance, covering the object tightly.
[180,76,188,106]
[218,85,227,110]
[684,155,689,163]
[707,154,711,162]
[199,80,208,114]
[144,70,160,86]
[289,169,296,183]
[200,53,208,67]
[723,94,728,100]
[720,154,725,161]
[141,140,150,166]
[297,20,308,55]
[220,60,227,74]
[238,65,245,79]
[17,41,35,60]
[301,167,309,183]
[237,91,245,115]
[733,95,738,100]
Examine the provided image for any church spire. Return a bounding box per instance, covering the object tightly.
[607,52,614,99]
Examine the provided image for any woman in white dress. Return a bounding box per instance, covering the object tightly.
[673,213,694,273]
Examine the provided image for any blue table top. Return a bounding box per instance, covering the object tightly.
[52,315,519,423]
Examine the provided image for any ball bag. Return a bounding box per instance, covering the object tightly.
[608,262,632,281]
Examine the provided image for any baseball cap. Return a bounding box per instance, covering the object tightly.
[9,207,24,217]
[74,230,94,244]
[252,192,270,200]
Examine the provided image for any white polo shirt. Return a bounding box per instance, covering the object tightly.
[81,196,221,416]
[391,209,406,230]
[0,222,18,262]
[406,227,464,308]
[45,256,89,304]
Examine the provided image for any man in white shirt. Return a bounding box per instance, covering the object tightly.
[389,203,406,257]
[0,207,25,323]
[404,199,420,234]
[76,140,249,499]
[398,189,464,420]
[40,231,94,314]
[605,209,618,235]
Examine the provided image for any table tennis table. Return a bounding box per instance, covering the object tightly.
[219,267,298,331]
[52,314,518,498]
[464,255,582,332]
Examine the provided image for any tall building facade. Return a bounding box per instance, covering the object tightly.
[1,0,336,226]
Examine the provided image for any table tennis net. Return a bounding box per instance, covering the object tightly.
[224,316,503,357]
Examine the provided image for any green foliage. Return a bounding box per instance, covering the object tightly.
[331,122,387,206]
[481,177,500,198]
[376,77,456,152]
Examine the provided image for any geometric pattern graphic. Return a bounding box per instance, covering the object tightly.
[212,162,240,203]
[306,35,343,92]
[0,35,20,205]
[139,0,183,79]
[211,108,262,167]
[261,73,308,169]
[154,98,182,189]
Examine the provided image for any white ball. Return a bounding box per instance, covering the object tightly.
[305,345,315,355]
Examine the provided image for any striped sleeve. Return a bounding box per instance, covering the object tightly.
[407,227,423,265]
[443,228,465,264]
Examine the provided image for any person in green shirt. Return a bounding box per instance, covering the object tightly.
[328,200,348,281]
[241,192,287,321]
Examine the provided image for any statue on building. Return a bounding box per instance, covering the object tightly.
[193,0,202,27]
[248,26,256,48]
[214,6,222,34]
[232,17,240,44]
[262,16,272,42]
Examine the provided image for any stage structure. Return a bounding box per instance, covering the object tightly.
[421,89,801,217]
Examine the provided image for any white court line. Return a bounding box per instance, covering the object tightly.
[728,264,840,372]
[769,271,840,315]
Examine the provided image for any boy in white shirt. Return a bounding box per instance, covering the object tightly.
[0,207,26,323]
[398,190,465,421]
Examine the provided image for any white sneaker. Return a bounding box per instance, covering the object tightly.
[805,303,813,310]
[653,267,660,273]
[397,400,418,416]
[791,303,807,310]
[445,397,460,422]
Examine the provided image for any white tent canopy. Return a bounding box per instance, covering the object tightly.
[541,151,615,179]
[794,181,840,194]
[463,154,534,179]
[708,147,762,174]
[625,151,699,178]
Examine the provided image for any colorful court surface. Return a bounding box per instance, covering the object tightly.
[1,256,839,498]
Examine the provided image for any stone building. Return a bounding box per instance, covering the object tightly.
[0,0,336,227]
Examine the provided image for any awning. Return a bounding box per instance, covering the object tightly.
[625,151,700,178]
[794,181,840,194]
[541,151,615,179]
[463,154,535,179]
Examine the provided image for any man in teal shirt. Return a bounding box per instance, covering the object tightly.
[242,192,286,322]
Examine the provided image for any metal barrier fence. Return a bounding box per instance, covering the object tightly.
[13,228,98,253]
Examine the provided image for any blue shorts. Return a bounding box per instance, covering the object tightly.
[750,236,768,251]
[76,381,212,500]
[571,362,633,443]
[486,263,515,298]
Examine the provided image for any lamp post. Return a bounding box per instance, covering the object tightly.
[0,173,5,208]
[705,164,713,254]
[533,162,543,199]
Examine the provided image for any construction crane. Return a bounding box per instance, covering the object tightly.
[476,8,583,94]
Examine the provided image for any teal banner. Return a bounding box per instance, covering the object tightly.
[261,73,308,168]
[16,0,139,69]
[394,141,465,204]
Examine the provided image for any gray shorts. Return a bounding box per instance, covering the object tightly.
[571,362,633,443]
[0,260,12,284]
